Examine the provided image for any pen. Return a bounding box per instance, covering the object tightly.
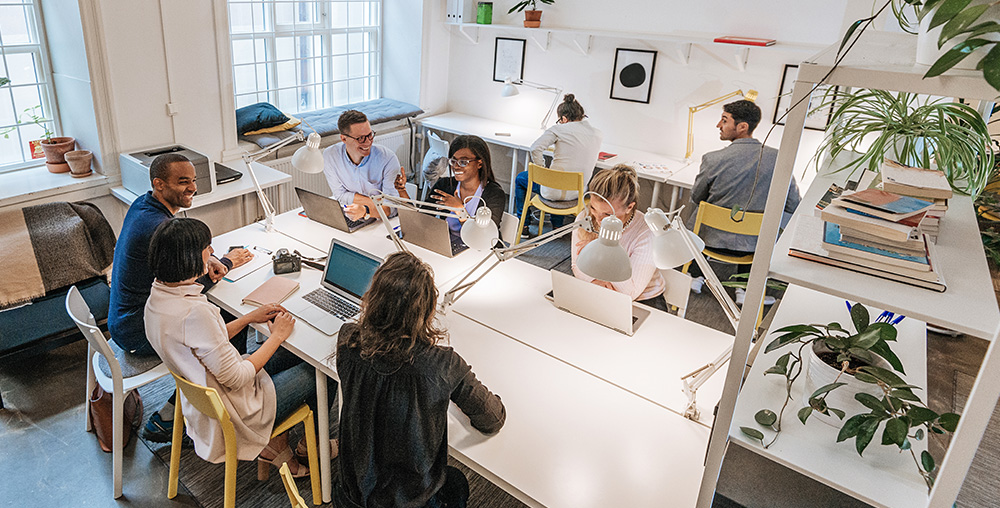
[253,246,272,255]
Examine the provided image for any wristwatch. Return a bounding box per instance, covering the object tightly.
[363,205,371,220]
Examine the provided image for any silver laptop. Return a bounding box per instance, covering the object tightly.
[283,239,382,335]
[397,207,469,258]
[549,270,650,336]
[295,187,377,233]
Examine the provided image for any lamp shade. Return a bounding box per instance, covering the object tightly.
[291,132,324,174]
[501,79,519,97]
[652,228,706,269]
[577,216,632,282]
[460,207,499,250]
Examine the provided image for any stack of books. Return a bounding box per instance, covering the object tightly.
[880,159,952,242]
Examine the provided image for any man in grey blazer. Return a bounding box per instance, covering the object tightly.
[686,99,801,304]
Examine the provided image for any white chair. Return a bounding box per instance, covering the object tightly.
[659,269,692,318]
[421,131,449,200]
[66,285,171,499]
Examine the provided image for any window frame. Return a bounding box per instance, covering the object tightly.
[0,0,61,174]
[227,0,383,115]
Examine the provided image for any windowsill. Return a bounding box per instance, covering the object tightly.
[0,165,109,209]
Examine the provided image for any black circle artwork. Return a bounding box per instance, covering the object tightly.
[619,63,646,88]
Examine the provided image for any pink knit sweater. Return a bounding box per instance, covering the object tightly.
[571,211,665,301]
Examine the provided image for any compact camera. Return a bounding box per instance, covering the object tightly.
[272,248,302,274]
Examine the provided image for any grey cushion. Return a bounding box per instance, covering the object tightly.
[99,339,163,378]
[538,196,580,210]
[241,98,424,148]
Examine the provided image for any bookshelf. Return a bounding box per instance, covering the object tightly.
[699,31,1000,508]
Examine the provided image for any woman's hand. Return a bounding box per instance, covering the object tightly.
[267,311,295,340]
[592,279,615,290]
[432,189,464,210]
[246,303,286,323]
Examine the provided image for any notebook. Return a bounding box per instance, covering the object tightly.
[282,239,383,335]
[549,270,650,336]
[242,276,300,306]
[397,207,469,258]
[295,187,377,233]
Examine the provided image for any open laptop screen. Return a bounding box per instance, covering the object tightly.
[323,242,381,299]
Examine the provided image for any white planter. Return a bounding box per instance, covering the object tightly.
[916,3,1000,70]
[803,342,886,428]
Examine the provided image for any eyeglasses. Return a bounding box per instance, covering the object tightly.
[448,158,479,168]
[343,131,376,144]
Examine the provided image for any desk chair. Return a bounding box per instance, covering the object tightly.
[421,131,449,200]
[66,285,171,499]
[280,463,309,508]
[167,371,322,507]
[682,202,764,273]
[658,269,692,318]
[516,163,586,245]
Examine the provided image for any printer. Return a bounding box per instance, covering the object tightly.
[119,145,214,197]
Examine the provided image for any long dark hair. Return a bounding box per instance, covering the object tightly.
[349,251,447,364]
[449,135,496,184]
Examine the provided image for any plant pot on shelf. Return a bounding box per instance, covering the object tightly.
[523,9,542,28]
[803,342,887,428]
[65,150,93,178]
[40,136,75,164]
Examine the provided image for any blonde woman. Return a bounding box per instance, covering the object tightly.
[571,164,666,310]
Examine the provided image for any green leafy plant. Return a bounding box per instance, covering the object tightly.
[883,0,1000,91]
[0,77,9,87]
[721,272,789,291]
[20,105,53,141]
[812,88,995,198]
[507,0,553,14]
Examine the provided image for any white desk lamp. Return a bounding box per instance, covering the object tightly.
[373,191,632,311]
[241,130,323,232]
[644,207,749,421]
[501,78,564,129]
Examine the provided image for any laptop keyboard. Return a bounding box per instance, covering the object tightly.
[345,217,369,229]
[303,288,360,320]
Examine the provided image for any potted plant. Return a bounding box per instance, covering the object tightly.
[740,302,961,491]
[812,88,995,198]
[507,0,553,28]
[21,105,75,173]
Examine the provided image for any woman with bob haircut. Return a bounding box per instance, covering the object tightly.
[571,164,667,310]
[144,217,337,479]
[429,134,506,234]
[334,251,506,508]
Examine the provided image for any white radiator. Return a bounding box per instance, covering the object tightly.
[263,128,413,214]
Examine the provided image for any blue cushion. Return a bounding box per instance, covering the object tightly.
[236,102,290,135]
[241,98,424,148]
[0,277,109,355]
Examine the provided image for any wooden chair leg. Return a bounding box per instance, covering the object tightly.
[538,211,546,236]
[303,410,321,505]
[516,196,534,245]
[167,389,183,499]
[224,455,237,508]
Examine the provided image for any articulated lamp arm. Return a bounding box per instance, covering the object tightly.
[371,193,472,253]
[242,131,308,232]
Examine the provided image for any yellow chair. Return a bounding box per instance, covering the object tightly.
[516,163,586,244]
[167,370,322,507]
[683,202,765,273]
[280,463,309,508]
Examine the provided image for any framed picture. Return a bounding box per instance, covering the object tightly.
[610,48,657,104]
[493,37,526,83]
[773,64,837,131]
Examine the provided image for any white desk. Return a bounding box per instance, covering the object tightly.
[109,160,290,212]
[418,112,695,212]
[729,284,929,508]
[448,257,734,424]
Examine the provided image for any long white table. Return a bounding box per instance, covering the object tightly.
[418,112,697,212]
[206,211,732,506]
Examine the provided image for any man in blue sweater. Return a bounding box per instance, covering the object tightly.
[109,153,253,441]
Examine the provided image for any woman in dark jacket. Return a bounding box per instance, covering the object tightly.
[334,251,506,508]
[429,134,506,236]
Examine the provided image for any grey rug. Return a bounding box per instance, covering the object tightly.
[953,371,1000,508]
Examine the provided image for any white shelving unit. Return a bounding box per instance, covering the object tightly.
[698,31,1000,508]
[446,22,825,69]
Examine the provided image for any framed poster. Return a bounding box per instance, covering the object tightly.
[494,37,526,83]
[773,64,837,131]
[610,48,657,104]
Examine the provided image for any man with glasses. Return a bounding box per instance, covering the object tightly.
[323,110,410,221]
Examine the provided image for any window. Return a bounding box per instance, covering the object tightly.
[0,0,57,172]
[228,0,381,115]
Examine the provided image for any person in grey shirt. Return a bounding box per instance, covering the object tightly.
[686,99,800,303]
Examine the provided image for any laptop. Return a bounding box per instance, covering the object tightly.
[295,187,377,233]
[549,270,650,336]
[214,162,244,185]
[283,240,382,335]
[397,207,469,258]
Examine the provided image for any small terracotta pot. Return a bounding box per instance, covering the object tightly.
[41,136,76,164]
[46,162,70,173]
[523,9,542,28]
[65,150,93,178]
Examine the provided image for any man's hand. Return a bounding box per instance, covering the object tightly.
[344,203,367,221]
[394,168,407,193]
[223,248,254,269]
[206,256,229,282]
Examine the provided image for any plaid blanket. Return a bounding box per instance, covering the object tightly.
[0,201,115,309]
